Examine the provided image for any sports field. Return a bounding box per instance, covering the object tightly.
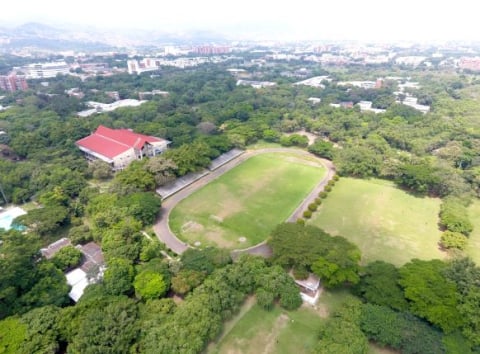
[169,153,325,249]
[467,200,480,265]
[309,178,444,266]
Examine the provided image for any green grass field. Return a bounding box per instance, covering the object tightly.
[208,290,397,354]
[170,153,325,249]
[208,303,323,354]
[309,178,444,266]
[467,200,480,265]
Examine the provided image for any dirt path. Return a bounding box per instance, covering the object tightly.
[153,148,336,256]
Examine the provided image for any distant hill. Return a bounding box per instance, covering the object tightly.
[0,22,231,51]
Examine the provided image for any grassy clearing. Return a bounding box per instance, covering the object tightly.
[170,153,325,249]
[466,200,480,264]
[209,303,322,354]
[209,289,364,354]
[309,178,444,266]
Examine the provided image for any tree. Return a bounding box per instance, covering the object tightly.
[19,262,70,311]
[398,259,463,332]
[180,247,231,274]
[117,192,161,226]
[51,245,83,271]
[354,261,408,311]
[67,296,138,354]
[134,271,168,300]
[14,205,69,236]
[103,258,134,296]
[0,316,27,354]
[20,305,61,354]
[311,236,361,288]
[171,269,206,296]
[439,199,473,236]
[440,231,468,250]
[360,304,446,354]
[396,162,442,195]
[144,156,178,186]
[308,139,334,159]
[360,304,402,349]
[87,160,113,180]
[113,160,156,193]
[315,298,368,354]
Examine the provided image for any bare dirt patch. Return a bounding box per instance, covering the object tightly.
[205,230,235,248]
[284,155,323,168]
[181,220,204,233]
[262,313,289,354]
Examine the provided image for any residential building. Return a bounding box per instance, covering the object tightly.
[236,80,276,89]
[192,46,230,55]
[0,74,28,92]
[308,97,321,104]
[294,76,331,88]
[77,99,147,117]
[293,273,321,305]
[76,125,170,170]
[23,61,70,79]
[357,101,386,114]
[66,242,105,302]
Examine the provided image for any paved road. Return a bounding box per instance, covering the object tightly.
[153,148,336,257]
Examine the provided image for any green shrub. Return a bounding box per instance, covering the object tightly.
[319,191,328,199]
[439,199,473,236]
[308,203,318,212]
[296,218,305,226]
[303,210,313,218]
[333,175,340,181]
[327,180,335,187]
[440,231,468,250]
[324,185,332,192]
[293,265,309,280]
[314,198,322,205]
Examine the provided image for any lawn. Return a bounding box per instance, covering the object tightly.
[208,303,323,354]
[466,200,480,265]
[208,289,397,354]
[309,178,444,266]
[170,153,325,249]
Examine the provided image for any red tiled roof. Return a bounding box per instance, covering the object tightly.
[76,125,163,159]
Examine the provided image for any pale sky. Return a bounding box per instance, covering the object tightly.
[0,0,478,41]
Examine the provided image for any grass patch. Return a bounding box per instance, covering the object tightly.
[170,153,325,249]
[466,200,480,265]
[209,304,322,354]
[209,289,357,354]
[308,178,444,266]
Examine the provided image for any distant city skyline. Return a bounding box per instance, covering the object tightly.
[0,0,477,41]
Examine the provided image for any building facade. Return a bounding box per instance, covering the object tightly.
[76,125,170,170]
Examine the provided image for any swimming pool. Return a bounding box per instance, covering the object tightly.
[0,207,27,231]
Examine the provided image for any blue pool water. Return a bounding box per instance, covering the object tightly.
[0,208,26,231]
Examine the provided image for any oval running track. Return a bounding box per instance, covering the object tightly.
[153,148,336,257]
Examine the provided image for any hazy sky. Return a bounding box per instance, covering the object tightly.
[0,0,477,41]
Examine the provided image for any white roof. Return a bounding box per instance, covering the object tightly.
[66,268,88,302]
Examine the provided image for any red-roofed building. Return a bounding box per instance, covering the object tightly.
[76,125,170,170]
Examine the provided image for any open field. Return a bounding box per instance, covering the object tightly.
[309,178,444,266]
[208,303,323,354]
[170,153,325,249]
[208,289,397,354]
[467,200,480,265]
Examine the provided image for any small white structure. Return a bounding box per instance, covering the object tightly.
[308,97,321,105]
[293,273,321,305]
[66,268,90,302]
[236,80,276,89]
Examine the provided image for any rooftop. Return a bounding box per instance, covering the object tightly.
[76,125,166,159]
